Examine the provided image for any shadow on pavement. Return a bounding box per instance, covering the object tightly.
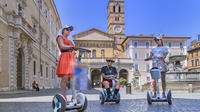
[0,88,101,99]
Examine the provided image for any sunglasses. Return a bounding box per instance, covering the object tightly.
[107,60,113,62]
[154,39,160,41]
[66,28,73,31]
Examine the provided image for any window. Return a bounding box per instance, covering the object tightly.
[169,42,172,48]
[192,60,194,67]
[180,42,183,48]
[40,64,43,77]
[44,9,48,19]
[33,61,36,76]
[169,53,172,57]
[146,53,150,58]
[135,64,139,71]
[146,64,150,71]
[146,77,150,82]
[40,33,43,44]
[134,42,138,48]
[51,68,55,80]
[32,21,37,32]
[84,52,88,58]
[113,6,115,12]
[38,0,43,10]
[17,3,23,16]
[135,53,138,59]
[135,77,139,87]
[103,43,105,47]
[196,59,199,66]
[118,6,121,12]
[92,50,96,58]
[101,50,104,58]
[51,22,56,35]
[52,68,54,79]
[46,37,49,49]
[115,17,119,21]
[46,67,48,78]
[146,42,150,48]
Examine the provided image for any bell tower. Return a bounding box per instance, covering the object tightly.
[107,0,125,44]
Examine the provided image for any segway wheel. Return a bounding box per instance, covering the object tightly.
[167,90,172,105]
[99,92,105,104]
[78,96,88,112]
[52,94,66,112]
[147,91,152,105]
[115,93,120,104]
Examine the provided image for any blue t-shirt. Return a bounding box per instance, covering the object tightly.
[151,46,168,58]
[101,66,118,80]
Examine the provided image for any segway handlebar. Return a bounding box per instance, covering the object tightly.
[70,47,91,63]
[70,47,91,52]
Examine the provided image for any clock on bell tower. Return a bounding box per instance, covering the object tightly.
[107,0,125,44]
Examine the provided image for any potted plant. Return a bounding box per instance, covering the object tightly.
[120,77,127,88]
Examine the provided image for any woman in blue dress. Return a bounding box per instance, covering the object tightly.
[145,35,168,97]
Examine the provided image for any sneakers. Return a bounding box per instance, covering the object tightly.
[113,95,117,99]
[152,93,156,98]
[71,98,77,106]
[162,93,166,98]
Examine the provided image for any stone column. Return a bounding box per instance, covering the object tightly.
[8,37,17,90]
[128,68,134,83]
[22,40,30,89]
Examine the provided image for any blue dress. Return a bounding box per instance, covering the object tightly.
[151,46,168,72]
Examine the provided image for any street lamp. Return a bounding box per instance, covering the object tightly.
[114,51,120,78]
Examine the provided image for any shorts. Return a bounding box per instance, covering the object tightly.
[102,79,117,87]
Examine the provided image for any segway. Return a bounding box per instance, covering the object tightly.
[52,48,91,112]
[99,78,120,104]
[145,57,172,105]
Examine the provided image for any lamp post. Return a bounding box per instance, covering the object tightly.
[115,51,120,79]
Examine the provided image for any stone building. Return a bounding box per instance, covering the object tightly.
[187,39,200,72]
[0,0,61,91]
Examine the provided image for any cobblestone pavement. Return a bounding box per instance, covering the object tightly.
[0,89,200,112]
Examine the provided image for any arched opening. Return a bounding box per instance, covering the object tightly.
[113,6,115,12]
[119,69,128,87]
[16,48,25,90]
[91,69,101,88]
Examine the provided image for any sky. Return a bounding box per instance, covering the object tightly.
[54,0,200,46]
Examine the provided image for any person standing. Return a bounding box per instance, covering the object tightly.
[145,35,168,97]
[56,26,77,104]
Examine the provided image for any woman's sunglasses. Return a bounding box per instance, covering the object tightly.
[154,39,160,41]
[107,61,113,62]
